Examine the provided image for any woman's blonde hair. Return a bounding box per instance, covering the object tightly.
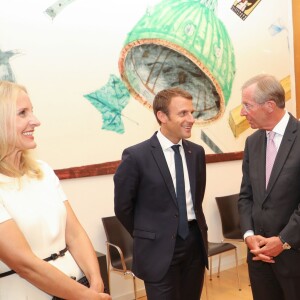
[0,81,43,179]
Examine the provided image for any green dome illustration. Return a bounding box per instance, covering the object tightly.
[119,0,236,124]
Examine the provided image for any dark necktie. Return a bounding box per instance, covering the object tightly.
[171,145,189,239]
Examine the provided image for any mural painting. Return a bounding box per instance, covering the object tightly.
[0,0,294,169]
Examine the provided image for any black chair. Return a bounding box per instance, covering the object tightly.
[102,216,137,299]
[215,193,250,286]
[215,193,243,241]
[207,242,241,288]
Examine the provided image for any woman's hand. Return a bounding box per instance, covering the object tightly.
[89,278,105,293]
[98,293,112,299]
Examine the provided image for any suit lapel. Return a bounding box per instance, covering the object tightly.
[254,131,267,201]
[150,134,177,206]
[265,115,298,198]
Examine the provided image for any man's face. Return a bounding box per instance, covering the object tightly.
[159,96,195,144]
[240,84,269,130]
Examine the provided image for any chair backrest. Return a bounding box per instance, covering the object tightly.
[215,193,243,240]
[102,216,133,269]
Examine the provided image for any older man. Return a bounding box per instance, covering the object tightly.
[239,74,300,300]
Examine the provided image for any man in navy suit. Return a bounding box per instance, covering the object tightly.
[114,87,208,300]
[239,74,300,300]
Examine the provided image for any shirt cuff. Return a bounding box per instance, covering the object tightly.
[243,230,254,240]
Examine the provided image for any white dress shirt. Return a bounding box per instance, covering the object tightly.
[156,130,196,221]
[243,111,290,240]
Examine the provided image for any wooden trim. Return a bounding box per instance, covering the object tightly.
[54,161,121,180]
[54,151,244,180]
[206,151,243,163]
[292,0,300,118]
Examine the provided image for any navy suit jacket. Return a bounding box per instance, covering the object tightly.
[239,114,300,277]
[114,133,208,282]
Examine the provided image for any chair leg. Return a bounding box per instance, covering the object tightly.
[107,268,111,296]
[248,272,251,286]
[209,256,213,280]
[234,248,241,291]
[217,254,221,278]
[204,269,209,300]
[132,274,137,300]
[106,244,112,294]
[245,260,251,286]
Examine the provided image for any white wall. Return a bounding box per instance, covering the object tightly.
[60,158,246,299]
[0,0,294,298]
[0,0,294,170]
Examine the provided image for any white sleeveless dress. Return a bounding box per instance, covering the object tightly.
[0,161,83,299]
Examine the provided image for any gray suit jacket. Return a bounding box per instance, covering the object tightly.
[239,113,300,276]
[114,133,208,281]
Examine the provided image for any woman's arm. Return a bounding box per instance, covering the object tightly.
[64,200,105,292]
[0,219,110,299]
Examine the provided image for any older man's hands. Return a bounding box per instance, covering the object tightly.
[245,235,284,263]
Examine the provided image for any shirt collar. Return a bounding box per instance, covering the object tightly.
[266,110,290,137]
[156,130,183,150]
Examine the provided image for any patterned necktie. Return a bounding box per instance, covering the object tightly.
[171,145,189,240]
[265,131,277,188]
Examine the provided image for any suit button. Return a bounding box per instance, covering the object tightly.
[172,234,176,239]
[175,213,179,218]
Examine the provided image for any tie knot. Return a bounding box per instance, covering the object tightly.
[171,145,181,153]
[268,131,275,140]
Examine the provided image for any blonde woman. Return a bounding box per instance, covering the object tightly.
[0,81,111,300]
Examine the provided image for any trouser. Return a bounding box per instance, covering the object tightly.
[144,221,205,300]
[248,252,300,300]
